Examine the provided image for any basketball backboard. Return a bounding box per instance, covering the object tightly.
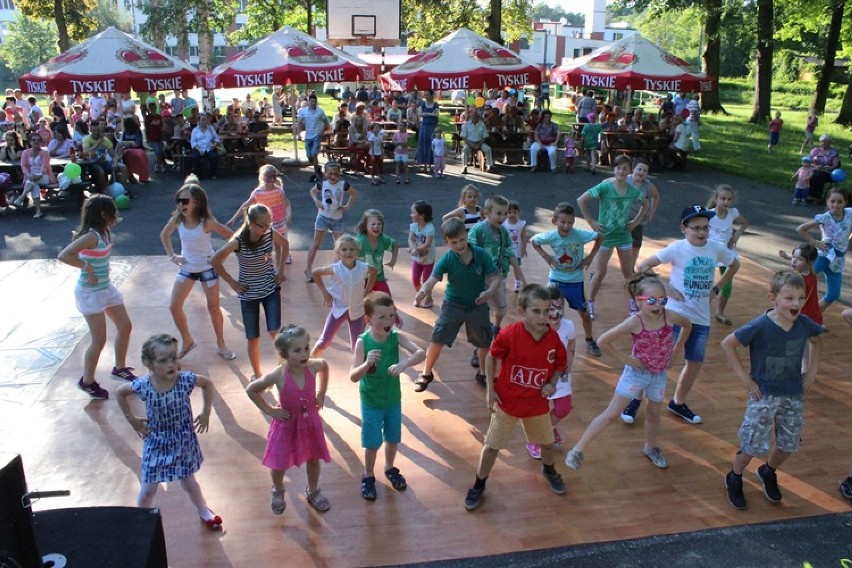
[327,0,401,46]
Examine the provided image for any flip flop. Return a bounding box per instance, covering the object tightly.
[714,314,733,326]
[414,373,434,393]
[216,347,237,360]
[178,340,197,359]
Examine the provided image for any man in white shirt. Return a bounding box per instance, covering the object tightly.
[14,89,31,127]
[190,115,221,179]
[459,110,494,174]
[88,93,107,122]
[297,94,330,182]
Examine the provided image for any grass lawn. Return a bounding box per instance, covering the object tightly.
[253,86,852,194]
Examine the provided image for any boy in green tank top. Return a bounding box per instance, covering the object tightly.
[350,292,426,501]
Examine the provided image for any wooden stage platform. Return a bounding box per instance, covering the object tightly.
[2,238,851,567]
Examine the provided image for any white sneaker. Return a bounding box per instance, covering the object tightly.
[565,448,584,470]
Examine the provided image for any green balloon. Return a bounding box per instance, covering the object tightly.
[63,163,81,179]
[115,195,131,210]
[466,95,475,105]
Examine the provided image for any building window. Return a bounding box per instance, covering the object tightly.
[519,37,529,50]
[0,0,16,9]
[613,32,623,41]
[166,45,178,56]
[573,48,581,59]
[582,47,593,56]
[189,46,198,57]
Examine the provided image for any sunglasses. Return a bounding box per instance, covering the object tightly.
[635,295,668,306]
[175,197,191,205]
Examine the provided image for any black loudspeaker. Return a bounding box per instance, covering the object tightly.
[0,454,43,568]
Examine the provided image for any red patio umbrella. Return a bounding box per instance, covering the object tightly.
[19,27,200,95]
[550,34,715,93]
[204,26,375,89]
[383,28,543,92]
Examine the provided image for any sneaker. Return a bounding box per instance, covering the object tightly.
[667,400,702,424]
[839,477,852,502]
[464,485,484,510]
[643,446,669,469]
[756,464,782,502]
[474,372,486,385]
[513,280,521,293]
[587,301,596,320]
[585,339,602,357]
[725,471,748,510]
[542,468,567,495]
[111,367,138,381]
[470,349,480,368]
[621,398,641,424]
[552,428,563,446]
[526,442,542,460]
[565,448,584,470]
[286,255,292,265]
[270,487,286,515]
[77,377,109,400]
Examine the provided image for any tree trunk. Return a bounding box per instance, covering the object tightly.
[54,0,71,52]
[749,0,773,123]
[148,0,165,49]
[834,77,852,125]
[306,0,313,35]
[813,0,844,114]
[700,0,726,113]
[196,2,211,72]
[487,0,501,44]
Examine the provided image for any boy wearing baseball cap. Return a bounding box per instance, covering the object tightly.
[621,205,740,425]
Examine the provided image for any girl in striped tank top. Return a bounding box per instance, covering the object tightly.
[441,184,482,232]
[211,204,290,379]
[160,176,235,361]
[227,165,292,266]
[58,194,135,400]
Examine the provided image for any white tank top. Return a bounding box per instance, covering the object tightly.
[178,221,214,273]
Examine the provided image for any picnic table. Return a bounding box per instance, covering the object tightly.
[0,157,94,209]
[171,131,270,175]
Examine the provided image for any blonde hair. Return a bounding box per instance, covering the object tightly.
[333,234,360,256]
[707,184,735,209]
[274,325,309,358]
[257,164,281,186]
[355,209,384,236]
[458,184,480,207]
[141,334,178,367]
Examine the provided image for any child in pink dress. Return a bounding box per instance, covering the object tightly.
[246,325,331,514]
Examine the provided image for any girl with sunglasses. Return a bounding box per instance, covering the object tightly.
[564,273,692,474]
[160,176,235,361]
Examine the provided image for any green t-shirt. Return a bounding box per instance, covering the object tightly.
[356,233,396,282]
[582,123,602,150]
[432,245,498,306]
[359,329,400,409]
[468,221,513,278]
[588,180,644,247]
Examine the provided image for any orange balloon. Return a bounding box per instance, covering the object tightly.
[475,96,485,108]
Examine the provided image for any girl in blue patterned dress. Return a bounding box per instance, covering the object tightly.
[116,333,222,530]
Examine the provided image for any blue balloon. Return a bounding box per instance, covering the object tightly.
[831,168,847,183]
[108,182,126,199]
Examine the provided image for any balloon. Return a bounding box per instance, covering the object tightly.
[108,182,126,199]
[832,168,847,183]
[509,88,517,95]
[63,163,81,179]
[114,195,131,210]
[466,95,475,105]
[57,173,71,191]
[475,96,485,108]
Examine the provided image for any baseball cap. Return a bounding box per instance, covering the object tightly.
[680,205,715,224]
[801,156,812,163]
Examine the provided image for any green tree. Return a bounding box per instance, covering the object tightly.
[140,0,236,71]
[531,2,584,25]
[403,0,532,50]
[15,0,95,52]
[230,0,326,43]
[92,0,133,33]
[0,15,60,76]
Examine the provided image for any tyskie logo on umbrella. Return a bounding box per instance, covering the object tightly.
[278,39,338,64]
[587,47,637,70]
[42,49,87,72]
[118,43,174,69]
[468,40,521,66]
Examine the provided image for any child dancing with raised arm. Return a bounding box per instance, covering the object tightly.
[228,165,292,265]
[246,325,331,514]
[115,334,221,529]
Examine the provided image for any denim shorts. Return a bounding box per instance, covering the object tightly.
[314,214,343,233]
[551,280,587,313]
[239,288,281,340]
[674,323,710,362]
[431,301,493,348]
[614,365,668,402]
[304,135,321,158]
[176,267,218,283]
[361,402,402,448]
[738,394,804,455]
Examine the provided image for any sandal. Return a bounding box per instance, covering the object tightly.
[305,270,315,283]
[714,314,733,326]
[414,373,434,393]
[384,467,407,491]
[216,347,237,360]
[305,487,330,512]
[420,297,434,309]
[271,487,286,515]
[178,340,197,360]
[361,475,377,501]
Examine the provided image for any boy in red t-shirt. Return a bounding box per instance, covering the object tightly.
[464,284,568,511]
[144,102,166,172]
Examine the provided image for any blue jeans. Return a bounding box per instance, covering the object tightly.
[191,148,218,177]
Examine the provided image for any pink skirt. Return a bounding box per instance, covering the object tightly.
[261,411,330,471]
